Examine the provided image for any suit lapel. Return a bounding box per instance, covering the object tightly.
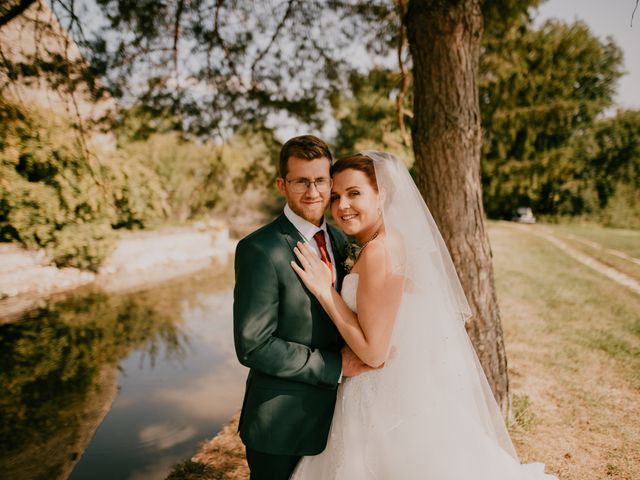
[276,213,305,252]
[278,213,348,291]
[327,223,348,290]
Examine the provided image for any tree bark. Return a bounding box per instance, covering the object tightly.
[405,0,509,410]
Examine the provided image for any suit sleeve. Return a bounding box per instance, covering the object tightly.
[233,238,342,388]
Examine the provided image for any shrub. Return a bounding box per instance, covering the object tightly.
[0,99,169,269]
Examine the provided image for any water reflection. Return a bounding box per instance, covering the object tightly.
[0,264,246,480]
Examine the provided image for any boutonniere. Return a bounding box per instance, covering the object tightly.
[341,230,380,274]
[342,241,359,274]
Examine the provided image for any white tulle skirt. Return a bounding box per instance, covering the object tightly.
[291,291,558,480]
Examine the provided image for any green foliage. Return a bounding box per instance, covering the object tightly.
[0,97,282,269]
[0,100,118,269]
[509,393,536,431]
[597,182,640,229]
[116,119,281,221]
[118,132,224,222]
[106,147,170,228]
[589,109,640,205]
[480,18,624,218]
[482,0,542,38]
[50,222,118,270]
[332,68,413,164]
[223,124,280,192]
[0,99,176,269]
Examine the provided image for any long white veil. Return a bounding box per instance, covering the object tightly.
[365,150,472,324]
[360,151,529,477]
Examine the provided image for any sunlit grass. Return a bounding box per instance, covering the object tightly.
[490,221,640,479]
[544,222,640,258]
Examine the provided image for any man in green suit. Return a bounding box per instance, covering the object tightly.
[233,135,373,479]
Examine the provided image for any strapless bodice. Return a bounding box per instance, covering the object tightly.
[340,273,359,313]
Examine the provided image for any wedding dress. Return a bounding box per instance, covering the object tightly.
[290,151,558,480]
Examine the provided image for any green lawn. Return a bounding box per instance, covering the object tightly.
[490,222,640,480]
[544,222,640,258]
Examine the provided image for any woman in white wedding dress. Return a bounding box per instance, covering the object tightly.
[289,151,558,479]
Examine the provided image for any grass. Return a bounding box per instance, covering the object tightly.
[491,221,640,479]
[544,222,640,258]
[168,222,640,480]
[509,393,537,431]
[541,229,640,284]
[167,414,248,480]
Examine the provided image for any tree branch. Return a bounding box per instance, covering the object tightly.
[173,0,184,72]
[250,0,296,78]
[632,0,639,27]
[0,0,37,28]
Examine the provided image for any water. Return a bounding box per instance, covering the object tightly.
[0,265,247,480]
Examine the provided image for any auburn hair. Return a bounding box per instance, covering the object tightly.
[330,154,378,191]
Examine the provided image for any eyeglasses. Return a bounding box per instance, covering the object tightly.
[286,177,333,193]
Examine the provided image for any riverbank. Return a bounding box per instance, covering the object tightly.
[169,222,640,480]
[0,219,240,323]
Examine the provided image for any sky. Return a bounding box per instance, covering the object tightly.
[535,0,640,110]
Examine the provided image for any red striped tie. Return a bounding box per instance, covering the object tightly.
[313,230,334,285]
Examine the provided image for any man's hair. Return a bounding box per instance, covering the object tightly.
[279,135,333,178]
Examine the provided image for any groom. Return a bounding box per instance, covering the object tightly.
[233,135,372,479]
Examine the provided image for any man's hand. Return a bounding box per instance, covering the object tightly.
[341,345,380,377]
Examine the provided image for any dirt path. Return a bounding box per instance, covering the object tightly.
[509,224,640,295]
[555,232,640,267]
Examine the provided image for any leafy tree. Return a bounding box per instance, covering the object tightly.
[0,99,174,268]
[590,110,640,203]
[588,110,640,227]
[0,100,119,269]
[480,18,624,218]
[333,67,413,163]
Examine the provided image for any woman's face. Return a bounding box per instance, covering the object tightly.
[330,168,380,240]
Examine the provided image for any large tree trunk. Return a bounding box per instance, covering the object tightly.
[405,0,509,410]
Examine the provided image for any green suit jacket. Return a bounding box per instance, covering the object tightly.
[233,213,349,456]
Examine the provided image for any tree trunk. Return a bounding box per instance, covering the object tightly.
[405,0,509,410]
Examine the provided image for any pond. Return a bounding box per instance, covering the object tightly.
[0,262,246,480]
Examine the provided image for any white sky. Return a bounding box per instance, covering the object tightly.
[535,0,640,110]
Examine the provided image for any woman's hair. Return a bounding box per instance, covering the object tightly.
[330,154,378,191]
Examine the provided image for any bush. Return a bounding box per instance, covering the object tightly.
[599,183,640,229]
[105,150,169,229]
[0,99,170,269]
[50,222,118,271]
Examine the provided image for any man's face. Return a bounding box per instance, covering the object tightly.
[276,156,332,227]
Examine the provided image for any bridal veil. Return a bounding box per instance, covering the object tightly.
[354,151,554,478]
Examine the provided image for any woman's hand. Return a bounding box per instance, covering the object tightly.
[291,241,333,303]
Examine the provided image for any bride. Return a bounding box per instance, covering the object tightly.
[289,151,557,479]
